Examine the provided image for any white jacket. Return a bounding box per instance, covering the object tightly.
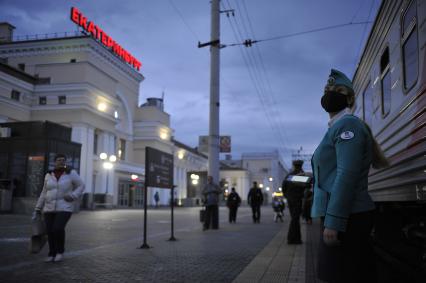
[35,169,85,213]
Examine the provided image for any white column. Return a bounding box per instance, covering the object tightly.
[72,124,96,208]
[71,124,88,181]
[180,167,185,199]
[183,168,187,199]
[99,132,109,195]
[86,127,94,202]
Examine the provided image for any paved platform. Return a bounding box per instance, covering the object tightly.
[233,219,307,283]
[0,207,316,282]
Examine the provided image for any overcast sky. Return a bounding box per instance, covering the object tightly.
[0,0,381,168]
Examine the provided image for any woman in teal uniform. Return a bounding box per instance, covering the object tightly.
[311,69,389,283]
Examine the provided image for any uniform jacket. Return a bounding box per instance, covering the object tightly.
[35,169,85,213]
[202,183,222,206]
[282,170,308,201]
[247,188,263,206]
[311,114,375,232]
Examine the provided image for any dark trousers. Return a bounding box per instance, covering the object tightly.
[287,199,302,243]
[204,205,219,229]
[228,206,238,223]
[44,212,72,256]
[251,205,261,222]
[302,201,312,221]
[318,210,376,283]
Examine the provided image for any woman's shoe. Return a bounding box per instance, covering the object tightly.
[44,256,54,263]
[53,254,63,262]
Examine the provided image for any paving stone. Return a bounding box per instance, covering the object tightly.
[0,207,288,283]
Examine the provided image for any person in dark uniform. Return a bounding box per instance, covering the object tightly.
[282,160,308,244]
[202,176,222,230]
[247,182,264,223]
[226,187,241,223]
[311,69,389,283]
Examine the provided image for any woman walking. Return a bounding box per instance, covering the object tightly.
[34,154,85,262]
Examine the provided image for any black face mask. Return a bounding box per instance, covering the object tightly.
[321,91,348,113]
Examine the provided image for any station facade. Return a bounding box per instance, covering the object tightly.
[0,20,288,212]
[0,21,211,212]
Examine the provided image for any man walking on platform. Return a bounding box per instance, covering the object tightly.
[227,187,241,223]
[247,182,264,223]
[283,160,309,244]
[202,176,222,230]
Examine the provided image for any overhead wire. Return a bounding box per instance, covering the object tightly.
[239,0,293,156]
[168,0,200,41]
[353,0,377,70]
[223,21,372,47]
[350,0,366,23]
[222,0,290,160]
[231,0,291,157]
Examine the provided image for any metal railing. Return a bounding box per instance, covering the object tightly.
[12,31,84,42]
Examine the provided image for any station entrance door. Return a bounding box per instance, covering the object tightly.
[118,180,144,208]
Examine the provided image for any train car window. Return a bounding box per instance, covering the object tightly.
[380,47,391,116]
[401,0,418,91]
[363,82,373,125]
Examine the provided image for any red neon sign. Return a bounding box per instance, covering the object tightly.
[70,7,142,71]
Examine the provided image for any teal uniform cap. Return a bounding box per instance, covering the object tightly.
[327,69,354,95]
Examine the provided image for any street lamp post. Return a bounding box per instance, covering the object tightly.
[100,152,116,205]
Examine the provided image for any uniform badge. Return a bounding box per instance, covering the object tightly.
[327,76,335,86]
[340,131,354,140]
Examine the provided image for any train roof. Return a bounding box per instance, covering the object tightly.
[352,0,387,82]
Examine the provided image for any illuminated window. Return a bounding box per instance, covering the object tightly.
[118,139,126,160]
[380,47,391,116]
[401,1,418,90]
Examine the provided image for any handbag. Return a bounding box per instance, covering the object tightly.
[29,214,47,254]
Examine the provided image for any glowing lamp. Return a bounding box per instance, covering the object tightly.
[103,162,113,169]
[97,102,107,112]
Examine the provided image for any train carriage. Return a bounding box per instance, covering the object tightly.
[351,0,425,281]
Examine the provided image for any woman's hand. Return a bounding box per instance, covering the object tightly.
[64,195,74,202]
[323,227,340,246]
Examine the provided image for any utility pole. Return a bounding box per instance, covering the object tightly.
[208,0,220,183]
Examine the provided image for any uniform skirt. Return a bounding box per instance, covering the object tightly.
[318,210,377,283]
